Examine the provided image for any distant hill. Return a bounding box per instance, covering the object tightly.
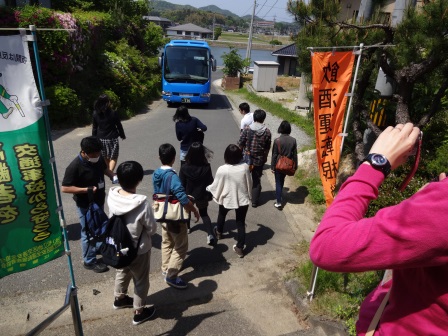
[150,1,264,22]
[198,5,240,19]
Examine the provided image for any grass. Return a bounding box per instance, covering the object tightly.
[219,32,293,45]
[293,242,383,336]
[233,85,315,138]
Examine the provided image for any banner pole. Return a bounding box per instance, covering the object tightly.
[29,25,83,335]
[340,43,364,152]
[307,45,364,301]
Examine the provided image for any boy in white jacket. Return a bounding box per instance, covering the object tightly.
[107,161,157,325]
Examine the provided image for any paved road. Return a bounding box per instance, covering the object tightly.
[0,73,312,335]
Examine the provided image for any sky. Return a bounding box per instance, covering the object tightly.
[162,0,295,23]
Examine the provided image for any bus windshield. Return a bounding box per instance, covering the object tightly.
[164,46,210,84]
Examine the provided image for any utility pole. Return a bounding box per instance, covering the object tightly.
[212,15,215,40]
[245,0,256,62]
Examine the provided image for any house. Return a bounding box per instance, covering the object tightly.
[143,16,172,32]
[166,23,213,40]
[271,43,299,76]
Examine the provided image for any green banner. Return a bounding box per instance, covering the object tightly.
[0,35,63,279]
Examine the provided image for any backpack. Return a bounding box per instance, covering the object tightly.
[99,215,142,269]
[84,189,109,248]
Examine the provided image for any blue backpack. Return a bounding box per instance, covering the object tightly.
[84,189,109,257]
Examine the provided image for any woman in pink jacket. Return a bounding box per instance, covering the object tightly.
[310,123,448,335]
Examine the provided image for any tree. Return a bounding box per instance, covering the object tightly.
[221,46,250,77]
[287,0,448,162]
[214,27,222,40]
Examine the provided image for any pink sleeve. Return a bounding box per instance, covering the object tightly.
[310,164,448,272]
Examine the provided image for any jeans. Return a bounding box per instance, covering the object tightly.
[274,171,286,204]
[216,204,249,249]
[251,165,264,205]
[76,206,102,265]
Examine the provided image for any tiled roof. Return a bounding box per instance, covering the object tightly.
[271,43,297,57]
[166,23,212,33]
[143,16,172,22]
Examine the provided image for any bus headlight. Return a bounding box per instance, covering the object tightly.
[162,91,172,96]
[200,93,211,98]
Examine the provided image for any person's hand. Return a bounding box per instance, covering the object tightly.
[192,208,200,223]
[435,172,447,182]
[368,123,420,170]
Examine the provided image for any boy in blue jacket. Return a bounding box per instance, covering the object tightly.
[152,143,199,289]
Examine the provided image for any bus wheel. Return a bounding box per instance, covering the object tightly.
[167,102,173,107]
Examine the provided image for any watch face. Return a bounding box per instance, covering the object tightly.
[372,154,387,166]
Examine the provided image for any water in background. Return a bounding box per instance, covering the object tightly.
[211,46,277,67]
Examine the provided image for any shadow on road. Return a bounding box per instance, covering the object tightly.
[244,224,274,255]
[283,186,309,205]
[149,279,221,336]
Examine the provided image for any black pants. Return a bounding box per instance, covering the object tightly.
[216,204,249,248]
[251,165,263,205]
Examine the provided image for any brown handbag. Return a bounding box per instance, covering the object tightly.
[274,140,296,176]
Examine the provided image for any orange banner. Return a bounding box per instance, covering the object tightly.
[312,51,355,207]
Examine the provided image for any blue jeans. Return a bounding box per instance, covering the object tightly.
[76,206,102,265]
[275,171,286,204]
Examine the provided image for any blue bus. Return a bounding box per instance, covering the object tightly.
[158,40,216,106]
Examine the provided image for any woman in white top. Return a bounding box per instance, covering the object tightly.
[207,144,252,258]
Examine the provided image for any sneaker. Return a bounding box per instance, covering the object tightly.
[165,276,188,289]
[274,202,282,209]
[112,175,119,184]
[187,228,191,234]
[233,244,244,258]
[162,270,167,278]
[207,234,215,246]
[83,261,108,273]
[113,295,133,309]
[132,306,156,326]
[251,203,258,208]
[213,226,222,240]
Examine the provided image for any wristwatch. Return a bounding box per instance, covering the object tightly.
[362,153,391,177]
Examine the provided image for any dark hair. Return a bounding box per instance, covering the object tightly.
[253,109,266,123]
[224,144,242,165]
[185,142,213,165]
[80,136,102,154]
[172,105,192,122]
[278,120,291,135]
[94,94,111,114]
[117,161,143,190]
[239,102,250,114]
[159,143,176,165]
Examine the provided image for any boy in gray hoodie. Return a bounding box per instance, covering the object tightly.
[107,161,157,325]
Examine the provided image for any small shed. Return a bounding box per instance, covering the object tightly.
[271,43,299,76]
[252,61,279,92]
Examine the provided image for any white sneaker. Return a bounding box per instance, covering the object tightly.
[274,202,282,209]
[207,234,215,246]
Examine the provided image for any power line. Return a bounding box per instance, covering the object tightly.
[256,0,268,16]
[260,0,279,20]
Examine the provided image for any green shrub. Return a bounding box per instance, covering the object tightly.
[46,84,82,128]
[269,39,282,45]
[222,46,250,77]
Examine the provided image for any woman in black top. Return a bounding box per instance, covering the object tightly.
[179,142,215,245]
[271,121,298,209]
[92,94,126,174]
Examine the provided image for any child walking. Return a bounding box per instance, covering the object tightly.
[179,142,215,245]
[207,144,252,257]
[107,161,157,325]
[152,144,199,289]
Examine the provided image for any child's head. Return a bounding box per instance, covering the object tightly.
[94,93,111,113]
[278,120,291,135]
[117,161,144,190]
[80,136,102,155]
[159,143,176,165]
[172,105,191,122]
[224,144,242,165]
[185,142,208,165]
[253,109,266,123]
[239,102,250,115]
